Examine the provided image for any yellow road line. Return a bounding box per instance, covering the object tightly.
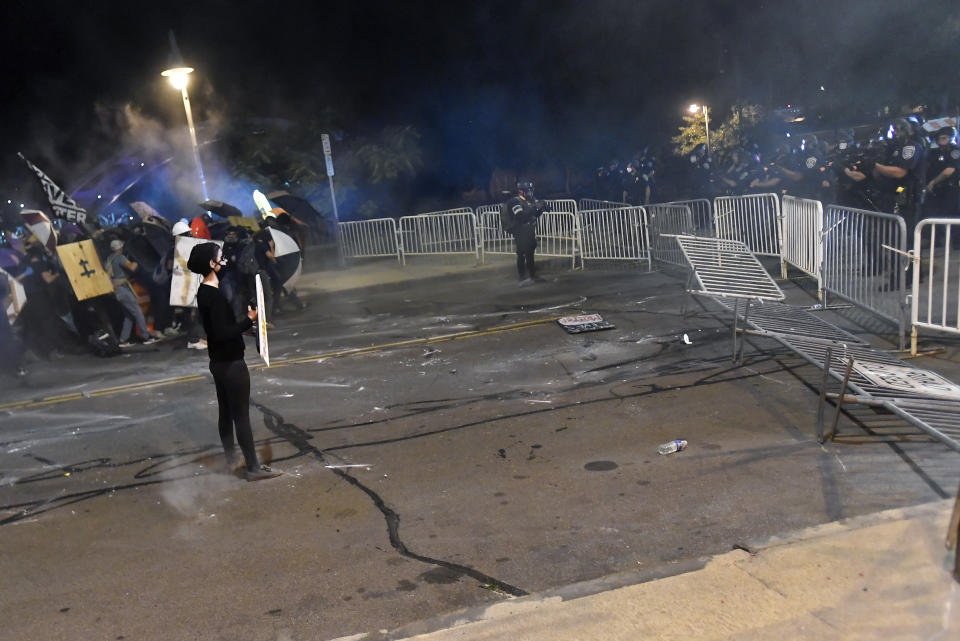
[0,317,559,411]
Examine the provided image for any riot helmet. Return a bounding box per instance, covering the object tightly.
[516,178,535,197]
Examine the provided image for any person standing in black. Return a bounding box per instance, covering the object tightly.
[502,179,547,286]
[187,242,281,482]
[924,126,960,219]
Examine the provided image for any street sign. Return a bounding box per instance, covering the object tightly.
[321,133,334,176]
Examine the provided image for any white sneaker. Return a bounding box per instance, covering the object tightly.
[187,339,207,350]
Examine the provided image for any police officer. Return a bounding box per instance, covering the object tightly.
[924,126,959,218]
[687,143,715,198]
[875,117,925,220]
[502,178,547,286]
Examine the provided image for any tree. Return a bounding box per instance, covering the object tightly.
[672,103,765,159]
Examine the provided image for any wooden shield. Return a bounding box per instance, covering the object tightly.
[56,240,114,301]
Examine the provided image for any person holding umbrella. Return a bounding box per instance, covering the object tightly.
[187,241,281,482]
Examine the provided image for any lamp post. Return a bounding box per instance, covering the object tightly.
[161,66,209,202]
[689,103,710,156]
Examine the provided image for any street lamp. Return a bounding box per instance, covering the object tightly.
[161,66,209,201]
[689,103,710,156]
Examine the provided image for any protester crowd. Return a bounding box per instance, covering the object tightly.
[0,208,307,377]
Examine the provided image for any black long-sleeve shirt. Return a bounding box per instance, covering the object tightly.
[197,283,253,362]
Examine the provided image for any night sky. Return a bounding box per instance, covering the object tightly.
[2,0,958,204]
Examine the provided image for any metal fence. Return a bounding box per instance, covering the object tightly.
[781,195,824,296]
[911,219,960,354]
[397,211,480,264]
[713,194,783,274]
[655,198,713,237]
[822,205,907,348]
[647,204,695,266]
[579,198,627,212]
[338,218,401,264]
[577,206,651,269]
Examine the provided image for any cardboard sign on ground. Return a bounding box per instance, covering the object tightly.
[557,313,616,334]
[56,240,114,301]
[255,273,270,367]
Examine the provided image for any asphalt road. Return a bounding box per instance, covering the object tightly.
[1,259,958,641]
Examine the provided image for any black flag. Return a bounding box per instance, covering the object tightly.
[18,152,89,224]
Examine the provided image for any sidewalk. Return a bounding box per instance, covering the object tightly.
[344,500,959,641]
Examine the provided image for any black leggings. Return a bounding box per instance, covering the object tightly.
[209,359,259,471]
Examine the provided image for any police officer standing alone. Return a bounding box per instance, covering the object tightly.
[924,126,960,219]
[501,178,548,286]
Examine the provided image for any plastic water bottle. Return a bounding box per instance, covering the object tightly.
[657,439,687,455]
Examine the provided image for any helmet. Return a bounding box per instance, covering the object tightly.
[171,219,191,236]
[892,117,915,140]
[516,178,535,194]
[935,126,955,139]
[189,216,211,239]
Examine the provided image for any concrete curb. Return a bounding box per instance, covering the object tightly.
[330,499,954,641]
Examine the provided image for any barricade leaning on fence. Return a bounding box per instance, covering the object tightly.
[338,218,401,264]
[822,205,907,349]
[911,218,960,354]
[714,193,784,276]
[655,198,713,237]
[646,204,694,267]
[782,196,824,297]
[577,206,651,270]
[397,210,480,265]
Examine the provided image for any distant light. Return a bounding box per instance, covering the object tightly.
[97,194,102,199]
[820,85,825,91]
[786,132,791,138]
[161,66,194,91]
[787,104,791,108]
[140,162,145,167]
[6,199,10,204]
[19,203,24,208]
[689,104,700,113]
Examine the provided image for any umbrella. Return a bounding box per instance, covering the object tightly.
[123,234,161,271]
[129,201,160,220]
[266,191,324,228]
[141,219,174,257]
[20,209,57,253]
[200,200,243,219]
[268,227,302,288]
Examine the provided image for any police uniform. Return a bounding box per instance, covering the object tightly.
[502,194,541,281]
[924,137,960,218]
[876,136,923,218]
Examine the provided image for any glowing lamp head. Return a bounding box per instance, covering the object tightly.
[689,104,700,113]
[161,66,194,90]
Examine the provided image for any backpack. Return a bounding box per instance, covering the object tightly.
[236,240,260,275]
[88,330,121,357]
[499,201,517,233]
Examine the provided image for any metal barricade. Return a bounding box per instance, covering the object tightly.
[338,218,401,264]
[579,198,628,212]
[543,199,578,215]
[647,204,694,267]
[911,219,960,354]
[476,205,512,257]
[781,196,823,296]
[713,194,783,274]
[655,198,713,236]
[577,206,650,269]
[397,210,480,265]
[822,205,907,349]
